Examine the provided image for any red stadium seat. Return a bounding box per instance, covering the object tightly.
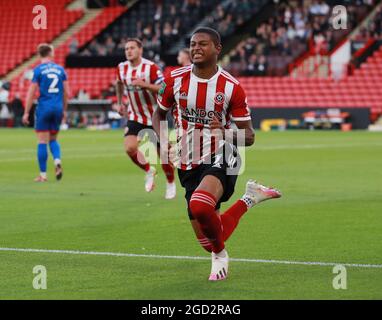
[0,0,84,77]
[8,6,125,102]
[237,45,382,110]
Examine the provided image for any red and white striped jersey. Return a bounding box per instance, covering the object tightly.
[157,65,251,170]
[117,58,164,126]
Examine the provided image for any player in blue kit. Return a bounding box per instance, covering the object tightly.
[22,44,69,182]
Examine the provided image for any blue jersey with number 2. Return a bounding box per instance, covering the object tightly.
[32,62,67,110]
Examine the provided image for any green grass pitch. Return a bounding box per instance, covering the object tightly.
[0,128,381,299]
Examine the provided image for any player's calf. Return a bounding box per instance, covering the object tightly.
[189,190,225,253]
[49,139,62,181]
[36,143,48,182]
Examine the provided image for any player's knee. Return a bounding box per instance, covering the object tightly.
[189,191,216,222]
[38,138,48,144]
[125,144,138,156]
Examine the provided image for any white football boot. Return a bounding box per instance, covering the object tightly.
[208,249,229,281]
[241,179,282,208]
[145,166,157,192]
[165,182,176,199]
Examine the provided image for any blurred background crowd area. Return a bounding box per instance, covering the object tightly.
[1,0,382,129]
[66,0,381,76]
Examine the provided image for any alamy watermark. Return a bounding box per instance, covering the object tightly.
[33,5,47,30]
[33,265,47,290]
[332,264,347,290]
[135,121,247,175]
[332,5,347,30]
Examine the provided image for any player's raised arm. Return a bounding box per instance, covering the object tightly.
[22,82,38,125]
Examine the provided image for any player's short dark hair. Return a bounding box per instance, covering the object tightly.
[38,43,53,57]
[191,27,221,45]
[125,38,143,48]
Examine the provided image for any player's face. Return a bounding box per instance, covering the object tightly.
[190,33,221,66]
[125,41,142,61]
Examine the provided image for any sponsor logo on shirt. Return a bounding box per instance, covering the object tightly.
[181,108,222,125]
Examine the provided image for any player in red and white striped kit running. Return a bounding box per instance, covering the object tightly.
[153,28,281,281]
[116,38,175,199]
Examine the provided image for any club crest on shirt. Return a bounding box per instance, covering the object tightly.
[214,92,225,105]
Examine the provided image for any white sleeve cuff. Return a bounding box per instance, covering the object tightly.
[154,77,164,85]
[157,100,170,111]
[231,116,252,121]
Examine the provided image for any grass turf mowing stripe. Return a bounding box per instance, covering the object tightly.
[1,142,382,162]
[1,247,382,269]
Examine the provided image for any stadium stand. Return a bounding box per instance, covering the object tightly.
[0,0,83,77]
[74,0,224,61]
[65,68,116,99]
[1,0,382,129]
[9,6,126,100]
[239,43,382,117]
[223,0,377,76]
[355,4,382,41]
[70,0,270,64]
[54,7,126,66]
[169,0,269,54]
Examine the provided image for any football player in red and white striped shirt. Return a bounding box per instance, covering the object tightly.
[153,28,281,281]
[116,38,175,199]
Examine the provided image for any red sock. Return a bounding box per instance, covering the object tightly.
[189,190,225,253]
[161,163,175,183]
[128,150,150,172]
[196,235,213,252]
[220,199,248,241]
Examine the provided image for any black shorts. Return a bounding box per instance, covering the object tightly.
[178,143,241,220]
[124,120,152,137]
[124,120,160,147]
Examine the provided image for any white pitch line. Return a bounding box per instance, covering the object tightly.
[0,247,381,269]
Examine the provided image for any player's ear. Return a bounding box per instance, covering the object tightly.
[216,43,222,55]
